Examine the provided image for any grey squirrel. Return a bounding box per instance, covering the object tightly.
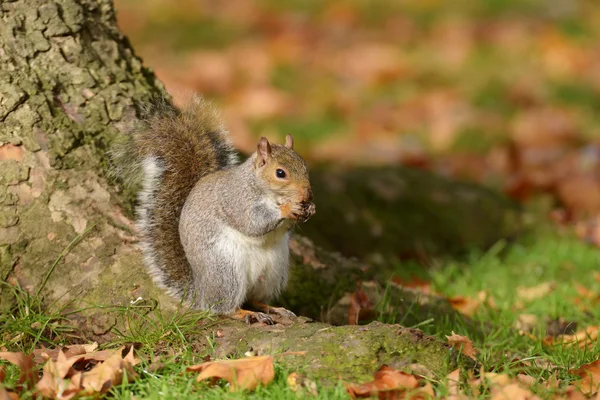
[110,96,315,324]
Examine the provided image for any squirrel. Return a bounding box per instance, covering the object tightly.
[110,96,315,324]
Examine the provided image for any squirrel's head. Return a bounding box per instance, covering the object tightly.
[253,135,314,219]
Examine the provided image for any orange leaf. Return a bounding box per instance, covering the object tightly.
[346,365,421,398]
[569,360,600,395]
[544,326,599,349]
[348,280,374,325]
[187,355,274,391]
[35,352,83,400]
[490,382,540,400]
[391,275,432,295]
[79,347,139,395]
[516,282,556,302]
[0,352,37,389]
[446,332,477,360]
[447,295,480,316]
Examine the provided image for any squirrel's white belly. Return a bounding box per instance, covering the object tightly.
[218,225,290,299]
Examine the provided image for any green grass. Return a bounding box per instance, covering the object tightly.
[377,224,600,397]
[2,223,599,398]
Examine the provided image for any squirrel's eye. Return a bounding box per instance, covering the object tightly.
[276,169,287,179]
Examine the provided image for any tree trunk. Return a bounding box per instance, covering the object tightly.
[0,0,513,379]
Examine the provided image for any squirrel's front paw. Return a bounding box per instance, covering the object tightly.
[280,201,315,222]
[280,201,304,220]
[300,202,315,222]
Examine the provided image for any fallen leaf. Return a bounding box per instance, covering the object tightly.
[446,332,477,360]
[35,351,83,400]
[490,382,540,400]
[33,344,97,365]
[447,291,492,316]
[569,360,600,395]
[346,365,421,398]
[0,352,37,389]
[563,385,587,400]
[544,326,598,349]
[287,372,318,396]
[446,369,468,400]
[391,275,432,295]
[515,314,539,333]
[187,355,274,391]
[80,347,138,395]
[515,374,537,386]
[517,282,556,302]
[349,280,374,325]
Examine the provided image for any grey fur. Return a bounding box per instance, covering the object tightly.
[179,154,293,313]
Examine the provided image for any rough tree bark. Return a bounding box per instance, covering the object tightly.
[0,0,513,380]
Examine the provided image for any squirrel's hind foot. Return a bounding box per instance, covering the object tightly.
[230,309,275,325]
[251,301,297,319]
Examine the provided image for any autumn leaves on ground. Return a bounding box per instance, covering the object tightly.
[4,0,600,398]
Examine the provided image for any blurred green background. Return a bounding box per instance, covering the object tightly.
[114,0,600,220]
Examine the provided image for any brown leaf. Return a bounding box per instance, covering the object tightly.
[0,386,17,400]
[446,369,468,400]
[346,365,421,399]
[446,332,477,360]
[490,382,540,400]
[349,280,374,325]
[391,276,432,295]
[33,343,97,365]
[0,366,14,400]
[515,374,537,386]
[544,326,598,349]
[35,352,83,400]
[80,347,139,395]
[515,313,539,333]
[0,352,37,389]
[517,282,556,302]
[287,372,318,396]
[447,291,492,316]
[563,386,587,400]
[187,355,274,391]
[569,360,600,395]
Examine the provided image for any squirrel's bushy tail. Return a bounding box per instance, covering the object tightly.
[110,96,238,299]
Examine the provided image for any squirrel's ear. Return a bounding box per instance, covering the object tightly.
[256,137,272,167]
[284,134,294,150]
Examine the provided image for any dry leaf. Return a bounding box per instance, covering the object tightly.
[517,282,556,302]
[515,314,539,333]
[35,352,83,400]
[80,347,139,395]
[187,355,274,391]
[446,332,477,360]
[490,382,540,400]
[515,374,537,386]
[287,372,318,396]
[544,326,598,349]
[348,280,374,325]
[0,352,37,389]
[569,360,600,395]
[447,291,492,316]
[33,343,97,365]
[446,369,468,400]
[346,365,421,398]
[563,386,587,400]
[391,276,433,295]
